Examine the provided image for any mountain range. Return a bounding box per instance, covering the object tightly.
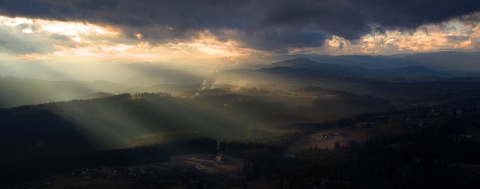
[1,52,479,108]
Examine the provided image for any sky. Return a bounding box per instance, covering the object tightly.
[0,0,480,67]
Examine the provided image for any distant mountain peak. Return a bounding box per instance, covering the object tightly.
[271,58,321,68]
[290,57,316,61]
[282,57,318,64]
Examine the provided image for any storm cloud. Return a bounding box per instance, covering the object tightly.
[0,0,479,51]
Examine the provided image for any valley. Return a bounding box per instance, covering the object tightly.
[1,57,480,188]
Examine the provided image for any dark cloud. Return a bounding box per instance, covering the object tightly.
[0,0,479,51]
[75,0,119,11]
[358,0,480,31]
[259,0,370,40]
[243,29,328,52]
[0,0,71,20]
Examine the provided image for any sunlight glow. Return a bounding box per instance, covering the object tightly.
[0,15,253,65]
[290,17,480,55]
[0,16,33,26]
[16,53,48,61]
[40,21,118,36]
[0,16,119,36]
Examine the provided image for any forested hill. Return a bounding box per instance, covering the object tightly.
[0,93,243,151]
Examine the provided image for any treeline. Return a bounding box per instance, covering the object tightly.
[0,137,220,188]
[0,145,170,188]
[218,141,282,157]
[292,124,480,189]
[164,137,217,155]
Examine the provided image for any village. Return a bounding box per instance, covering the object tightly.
[11,154,247,189]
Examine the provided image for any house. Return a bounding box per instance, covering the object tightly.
[216,154,229,164]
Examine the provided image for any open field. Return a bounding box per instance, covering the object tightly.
[287,121,406,150]
[287,109,480,151]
